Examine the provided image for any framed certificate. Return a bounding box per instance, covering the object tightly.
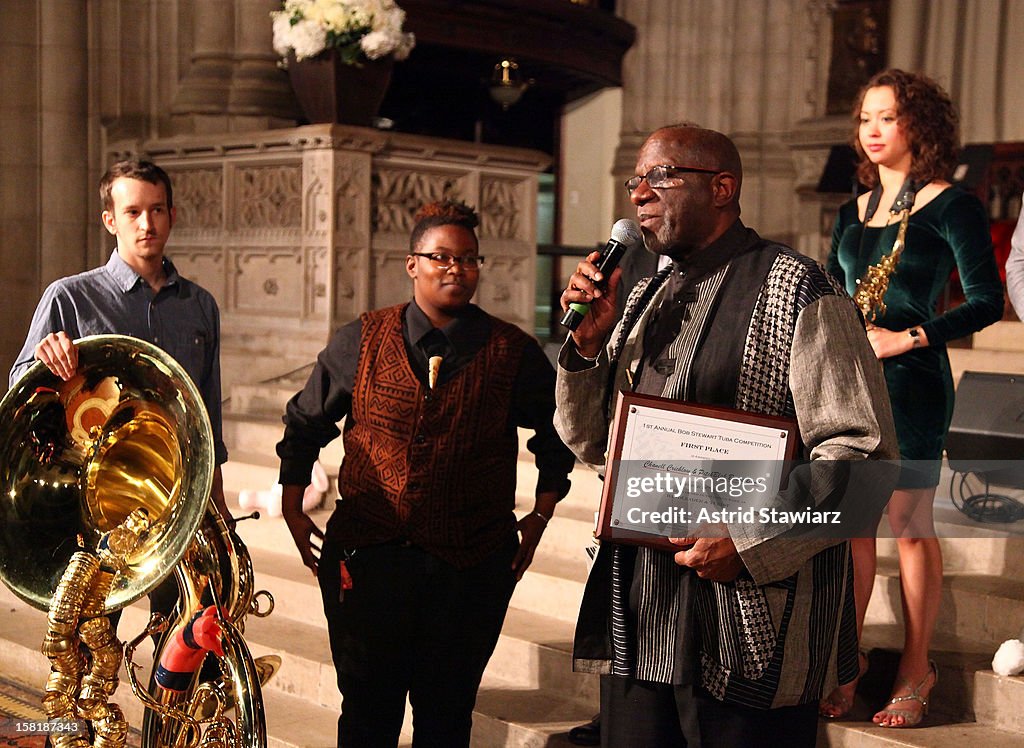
[596,391,800,552]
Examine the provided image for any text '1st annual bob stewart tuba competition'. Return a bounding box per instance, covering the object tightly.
[0,335,277,748]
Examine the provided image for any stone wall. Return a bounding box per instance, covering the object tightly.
[610,0,1024,265]
[108,125,549,391]
[5,0,1024,386]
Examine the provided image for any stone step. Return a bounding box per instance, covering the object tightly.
[227,365,314,417]
[246,546,323,623]
[529,513,598,566]
[820,720,1024,747]
[0,582,335,713]
[0,615,343,748]
[948,348,1024,386]
[875,470,1024,578]
[818,623,1024,745]
[876,533,1024,579]
[865,558,1024,649]
[0,583,587,747]
[222,412,344,472]
[242,538,591,682]
[234,512,596,705]
[241,532,589,633]
[219,570,1024,743]
[969,320,1024,353]
[228,486,597,572]
[232,498,599,712]
[221,416,594,500]
[488,609,597,707]
[221,452,603,569]
[222,412,283,463]
[223,461,1024,642]
[971,668,1024,734]
[855,624,993,721]
[222,455,291,496]
[874,463,1024,577]
[222,453,1024,583]
[11,546,1024,747]
[264,688,348,748]
[509,550,589,626]
[219,345,321,402]
[471,675,593,748]
[240,448,1024,568]
[228,386,289,421]
[221,410,1024,581]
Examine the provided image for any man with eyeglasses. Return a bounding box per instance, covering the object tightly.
[554,125,897,747]
[276,199,575,747]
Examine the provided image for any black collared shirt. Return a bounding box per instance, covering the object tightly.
[402,301,492,388]
[638,219,763,394]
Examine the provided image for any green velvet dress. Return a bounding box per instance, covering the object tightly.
[827,187,1003,487]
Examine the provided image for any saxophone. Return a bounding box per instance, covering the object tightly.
[853,205,912,323]
[853,179,919,324]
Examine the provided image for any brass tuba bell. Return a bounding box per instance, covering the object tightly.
[0,335,274,747]
[0,334,212,614]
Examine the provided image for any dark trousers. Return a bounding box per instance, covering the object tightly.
[601,675,820,748]
[319,538,518,748]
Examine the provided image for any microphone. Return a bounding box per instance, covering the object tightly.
[560,218,642,331]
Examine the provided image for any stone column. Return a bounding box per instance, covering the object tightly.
[171,0,235,131]
[0,0,90,381]
[890,0,1024,144]
[39,0,90,280]
[612,0,841,251]
[228,0,299,129]
[613,0,674,220]
[730,0,808,241]
[0,0,40,380]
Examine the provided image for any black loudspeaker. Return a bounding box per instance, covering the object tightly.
[946,371,1024,487]
[950,143,994,190]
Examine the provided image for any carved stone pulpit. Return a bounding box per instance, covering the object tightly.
[108,125,550,390]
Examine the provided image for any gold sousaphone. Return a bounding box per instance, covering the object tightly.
[0,335,273,747]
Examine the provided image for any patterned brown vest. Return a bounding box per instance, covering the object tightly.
[333,304,526,568]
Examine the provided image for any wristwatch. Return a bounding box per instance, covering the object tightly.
[908,327,922,348]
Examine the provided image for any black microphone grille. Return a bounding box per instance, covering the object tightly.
[610,218,642,247]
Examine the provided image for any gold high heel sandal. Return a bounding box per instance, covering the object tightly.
[874,660,938,728]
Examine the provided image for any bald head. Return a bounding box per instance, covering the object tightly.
[630,125,744,257]
[650,125,743,203]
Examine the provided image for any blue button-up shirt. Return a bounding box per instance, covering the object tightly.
[9,250,228,464]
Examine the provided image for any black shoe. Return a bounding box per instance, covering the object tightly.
[568,713,600,746]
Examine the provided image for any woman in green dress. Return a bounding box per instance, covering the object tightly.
[823,69,1003,727]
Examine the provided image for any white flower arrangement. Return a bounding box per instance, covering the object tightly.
[271,0,416,65]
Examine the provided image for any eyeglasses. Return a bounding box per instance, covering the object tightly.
[411,252,485,270]
[624,165,721,194]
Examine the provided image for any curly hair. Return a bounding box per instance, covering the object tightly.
[100,160,174,211]
[852,69,960,187]
[409,200,480,252]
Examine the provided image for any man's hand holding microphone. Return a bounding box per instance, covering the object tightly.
[560,219,642,357]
